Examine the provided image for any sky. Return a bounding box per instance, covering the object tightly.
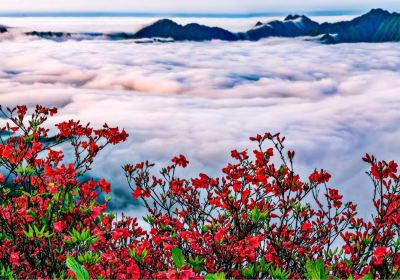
[1,0,400,14]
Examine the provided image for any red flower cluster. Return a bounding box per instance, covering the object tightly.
[0,105,147,279]
[1,105,400,279]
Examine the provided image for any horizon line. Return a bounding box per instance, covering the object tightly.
[0,10,363,18]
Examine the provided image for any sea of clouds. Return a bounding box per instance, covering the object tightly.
[1,17,400,218]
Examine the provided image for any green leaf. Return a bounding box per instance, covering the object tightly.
[347,274,355,280]
[188,256,204,271]
[251,208,260,222]
[77,252,101,265]
[171,247,185,268]
[27,209,36,218]
[66,257,90,280]
[204,272,225,280]
[242,264,255,278]
[269,267,290,280]
[21,191,32,198]
[0,262,14,279]
[23,225,34,238]
[304,259,328,280]
[360,274,373,280]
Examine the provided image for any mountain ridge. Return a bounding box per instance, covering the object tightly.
[130,8,400,43]
[2,9,400,44]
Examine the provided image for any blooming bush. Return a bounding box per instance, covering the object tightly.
[1,105,400,279]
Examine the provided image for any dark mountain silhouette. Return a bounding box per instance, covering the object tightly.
[2,9,400,44]
[26,31,72,40]
[133,19,239,41]
[132,9,400,44]
[240,15,319,41]
[314,9,400,43]
[106,32,136,40]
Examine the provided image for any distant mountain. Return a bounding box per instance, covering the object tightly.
[133,19,239,41]
[314,9,400,43]
[25,31,123,41]
[25,31,72,40]
[106,32,136,40]
[240,15,319,41]
[132,9,400,44]
[2,9,400,44]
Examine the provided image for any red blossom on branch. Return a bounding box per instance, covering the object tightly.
[1,104,400,279]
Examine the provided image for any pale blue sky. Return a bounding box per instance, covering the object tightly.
[1,0,399,14]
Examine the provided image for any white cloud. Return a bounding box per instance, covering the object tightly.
[1,25,400,217]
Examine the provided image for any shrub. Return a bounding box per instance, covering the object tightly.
[0,105,400,279]
[124,133,357,279]
[0,105,147,279]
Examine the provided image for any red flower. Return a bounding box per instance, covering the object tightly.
[17,105,27,116]
[301,222,312,233]
[309,169,331,184]
[127,263,140,279]
[132,188,143,200]
[91,206,102,218]
[215,228,226,242]
[53,221,66,233]
[1,145,13,159]
[327,188,343,208]
[9,252,19,265]
[172,154,189,168]
[179,269,196,280]
[241,189,250,203]
[373,246,388,266]
[3,105,400,279]
[98,178,112,194]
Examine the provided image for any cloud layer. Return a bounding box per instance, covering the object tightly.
[1,23,400,216]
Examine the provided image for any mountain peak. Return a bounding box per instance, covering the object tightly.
[366,8,391,16]
[134,18,238,41]
[284,14,302,21]
[151,19,179,27]
[284,14,315,24]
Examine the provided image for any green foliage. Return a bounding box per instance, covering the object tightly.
[64,228,98,246]
[143,215,155,226]
[187,256,204,271]
[323,248,343,259]
[171,247,185,268]
[0,263,14,279]
[257,256,272,273]
[304,259,329,280]
[241,264,256,278]
[0,232,12,242]
[15,164,36,176]
[204,272,225,280]
[66,257,90,280]
[129,248,148,262]
[269,266,290,279]
[63,191,75,212]
[359,274,373,280]
[249,207,269,223]
[23,224,53,239]
[77,252,101,266]
[394,237,400,249]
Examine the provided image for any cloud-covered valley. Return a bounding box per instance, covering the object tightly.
[1,30,400,216]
